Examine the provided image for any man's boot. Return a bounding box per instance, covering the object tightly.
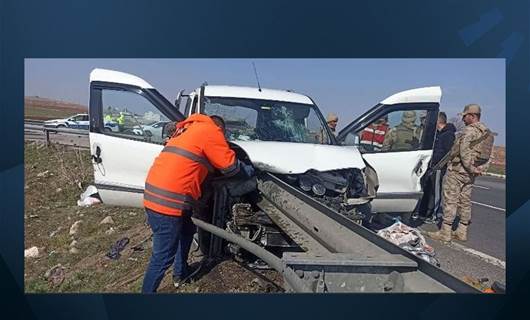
[426,223,452,242]
[452,223,468,241]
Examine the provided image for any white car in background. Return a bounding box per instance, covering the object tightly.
[44,113,89,129]
[43,113,119,132]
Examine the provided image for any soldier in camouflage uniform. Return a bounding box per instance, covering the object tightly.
[381,110,421,151]
[427,104,490,242]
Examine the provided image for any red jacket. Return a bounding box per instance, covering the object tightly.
[144,114,238,216]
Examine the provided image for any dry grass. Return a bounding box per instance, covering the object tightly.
[24,142,282,293]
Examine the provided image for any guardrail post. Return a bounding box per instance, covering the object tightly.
[45,129,50,147]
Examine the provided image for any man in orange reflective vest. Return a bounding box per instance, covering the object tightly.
[142,114,247,293]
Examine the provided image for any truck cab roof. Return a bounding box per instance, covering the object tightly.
[201,85,314,105]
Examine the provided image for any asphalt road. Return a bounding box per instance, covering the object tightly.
[419,175,506,287]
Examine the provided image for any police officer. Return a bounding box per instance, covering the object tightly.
[427,104,490,242]
[142,114,247,293]
[381,110,420,151]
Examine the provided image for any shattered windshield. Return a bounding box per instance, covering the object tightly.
[203,97,331,144]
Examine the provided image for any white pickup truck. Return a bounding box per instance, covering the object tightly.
[88,69,440,217]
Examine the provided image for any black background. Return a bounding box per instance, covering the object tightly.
[1,0,528,319]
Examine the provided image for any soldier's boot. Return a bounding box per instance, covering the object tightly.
[426,223,452,243]
[452,222,468,241]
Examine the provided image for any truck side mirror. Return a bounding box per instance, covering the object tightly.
[175,90,185,110]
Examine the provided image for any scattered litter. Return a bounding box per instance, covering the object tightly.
[462,275,490,291]
[69,220,82,236]
[131,236,152,252]
[77,196,101,207]
[55,188,62,193]
[128,257,138,262]
[29,214,39,219]
[128,211,138,216]
[105,227,116,235]
[25,246,40,259]
[106,237,130,260]
[69,247,80,254]
[48,250,56,256]
[77,185,102,207]
[377,221,439,266]
[100,216,114,225]
[44,264,65,286]
[37,170,49,178]
[49,226,62,238]
[250,277,273,291]
[69,240,78,248]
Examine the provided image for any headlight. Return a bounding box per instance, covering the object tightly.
[298,176,312,192]
[311,183,326,196]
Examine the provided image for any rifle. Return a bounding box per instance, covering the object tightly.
[425,129,491,177]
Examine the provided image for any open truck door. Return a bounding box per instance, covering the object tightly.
[89,69,185,207]
[337,87,441,213]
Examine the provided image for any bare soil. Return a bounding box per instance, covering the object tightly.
[24,142,282,293]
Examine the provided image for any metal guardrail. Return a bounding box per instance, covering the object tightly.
[24,121,89,149]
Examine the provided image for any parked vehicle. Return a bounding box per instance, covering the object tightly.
[43,112,121,132]
[44,113,89,129]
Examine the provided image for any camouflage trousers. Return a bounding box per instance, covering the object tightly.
[442,169,475,225]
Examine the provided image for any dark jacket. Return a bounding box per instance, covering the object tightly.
[431,123,456,167]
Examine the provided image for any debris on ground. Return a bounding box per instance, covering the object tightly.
[49,226,62,238]
[44,264,65,286]
[377,221,439,266]
[25,246,40,259]
[100,216,114,225]
[462,275,490,291]
[37,170,50,178]
[77,185,102,207]
[106,237,130,260]
[77,196,101,207]
[69,220,82,236]
[105,227,116,235]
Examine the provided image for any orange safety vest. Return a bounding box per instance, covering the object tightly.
[144,114,239,216]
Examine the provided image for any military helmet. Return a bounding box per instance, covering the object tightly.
[401,110,417,123]
[461,104,481,116]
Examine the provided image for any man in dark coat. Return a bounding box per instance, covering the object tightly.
[416,112,456,222]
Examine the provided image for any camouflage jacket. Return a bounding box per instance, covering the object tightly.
[381,124,420,151]
[449,121,490,175]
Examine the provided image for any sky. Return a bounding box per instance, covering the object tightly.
[24,59,506,144]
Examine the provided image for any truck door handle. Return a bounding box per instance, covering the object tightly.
[92,146,102,164]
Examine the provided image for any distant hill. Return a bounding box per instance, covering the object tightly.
[25,96,87,120]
